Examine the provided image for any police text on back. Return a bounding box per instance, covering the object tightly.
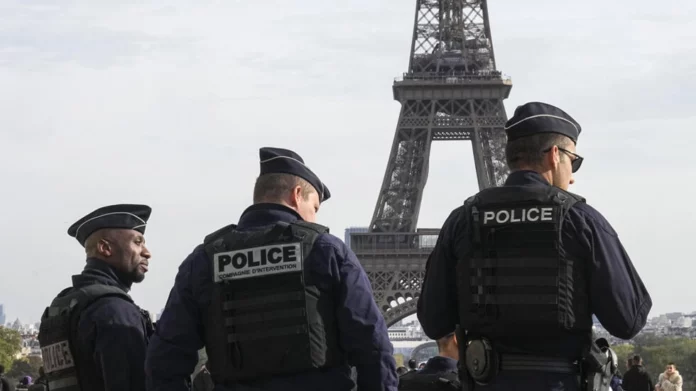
[482,207,554,225]
[214,242,303,282]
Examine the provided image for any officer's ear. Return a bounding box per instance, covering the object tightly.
[97,239,113,257]
[546,145,561,170]
[289,185,304,208]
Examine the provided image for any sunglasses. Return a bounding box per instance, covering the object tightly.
[543,146,584,173]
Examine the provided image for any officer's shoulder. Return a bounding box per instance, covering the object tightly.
[312,229,348,253]
[203,223,237,245]
[568,198,619,237]
[83,295,142,326]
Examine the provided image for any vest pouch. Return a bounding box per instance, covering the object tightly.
[222,268,313,381]
[464,338,499,385]
[581,338,615,391]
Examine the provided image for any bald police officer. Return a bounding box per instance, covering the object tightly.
[417,102,652,391]
[38,204,155,391]
[145,147,398,391]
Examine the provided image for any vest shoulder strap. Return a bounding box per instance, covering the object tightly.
[289,220,329,235]
[289,221,329,258]
[552,188,585,220]
[46,284,132,318]
[204,223,238,245]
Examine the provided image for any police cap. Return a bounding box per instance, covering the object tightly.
[504,102,582,144]
[67,204,152,246]
[259,147,331,202]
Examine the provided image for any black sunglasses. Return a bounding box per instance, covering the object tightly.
[543,146,584,173]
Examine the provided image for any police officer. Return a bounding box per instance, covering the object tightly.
[38,204,155,391]
[145,147,398,391]
[398,332,459,391]
[417,102,652,391]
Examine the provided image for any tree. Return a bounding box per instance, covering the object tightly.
[6,355,42,381]
[7,358,32,379]
[612,343,635,368]
[26,355,43,377]
[628,336,696,390]
[0,326,22,369]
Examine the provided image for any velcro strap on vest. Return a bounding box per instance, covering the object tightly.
[228,325,308,342]
[223,292,303,310]
[471,257,558,269]
[501,354,578,374]
[472,294,558,305]
[470,276,559,286]
[225,308,306,326]
[48,376,79,390]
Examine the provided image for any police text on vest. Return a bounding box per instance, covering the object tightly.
[213,242,303,282]
[482,207,554,225]
[41,340,75,373]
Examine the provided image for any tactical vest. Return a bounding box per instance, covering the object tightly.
[398,371,460,391]
[203,220,345,385]
[37,284,134,391]
[457,185,591,339]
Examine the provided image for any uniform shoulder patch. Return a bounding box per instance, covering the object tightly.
[213,242,303,282]
[41,340,75,373]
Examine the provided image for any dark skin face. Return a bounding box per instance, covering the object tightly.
[93,229,151,284]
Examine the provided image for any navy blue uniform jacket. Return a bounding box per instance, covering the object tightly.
[417,171,652,356]
[70,259,152,391]
[146,203,398,391]
[417,356,458,376]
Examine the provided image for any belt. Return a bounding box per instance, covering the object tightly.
[500,354,578,374]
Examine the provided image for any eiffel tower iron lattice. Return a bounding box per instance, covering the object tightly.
[348,0,513,327]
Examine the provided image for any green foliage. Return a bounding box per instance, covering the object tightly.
[7,358,32,379]
[0,327,22,370]
[613,336,696,390]
[4,356,43,384]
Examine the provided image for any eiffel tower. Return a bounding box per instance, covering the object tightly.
[348,0,512,327]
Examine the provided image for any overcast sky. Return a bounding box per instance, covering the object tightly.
[1,0,694,326]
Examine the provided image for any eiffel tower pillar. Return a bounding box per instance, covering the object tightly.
[349,0,513,326]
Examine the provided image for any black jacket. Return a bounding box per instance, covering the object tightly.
[622,365,653,391]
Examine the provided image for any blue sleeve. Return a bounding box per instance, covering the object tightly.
[417,207,466,340]
[85,298,148,391]
[322,240,398,391]
[145,247,206,391]
[572,204,652,339]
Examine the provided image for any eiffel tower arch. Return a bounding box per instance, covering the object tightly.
[348,0,512,327]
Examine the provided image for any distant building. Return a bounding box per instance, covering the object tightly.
[665,312,683,322]
[0,304,5,326]
[673,316,692,329]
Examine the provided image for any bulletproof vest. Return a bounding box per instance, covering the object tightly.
[37,284,134,391]
[457,185,590,338]
[203,220,345,384]
[398,371,460,391]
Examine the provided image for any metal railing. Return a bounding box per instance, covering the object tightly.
[394,71,512,85]
[349,232,439,254]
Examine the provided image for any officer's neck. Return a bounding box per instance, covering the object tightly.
[85,257,134,290]
[511,168,553,185]
[438,346,459,361]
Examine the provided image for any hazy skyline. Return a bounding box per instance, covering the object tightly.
[1,0,695,324]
